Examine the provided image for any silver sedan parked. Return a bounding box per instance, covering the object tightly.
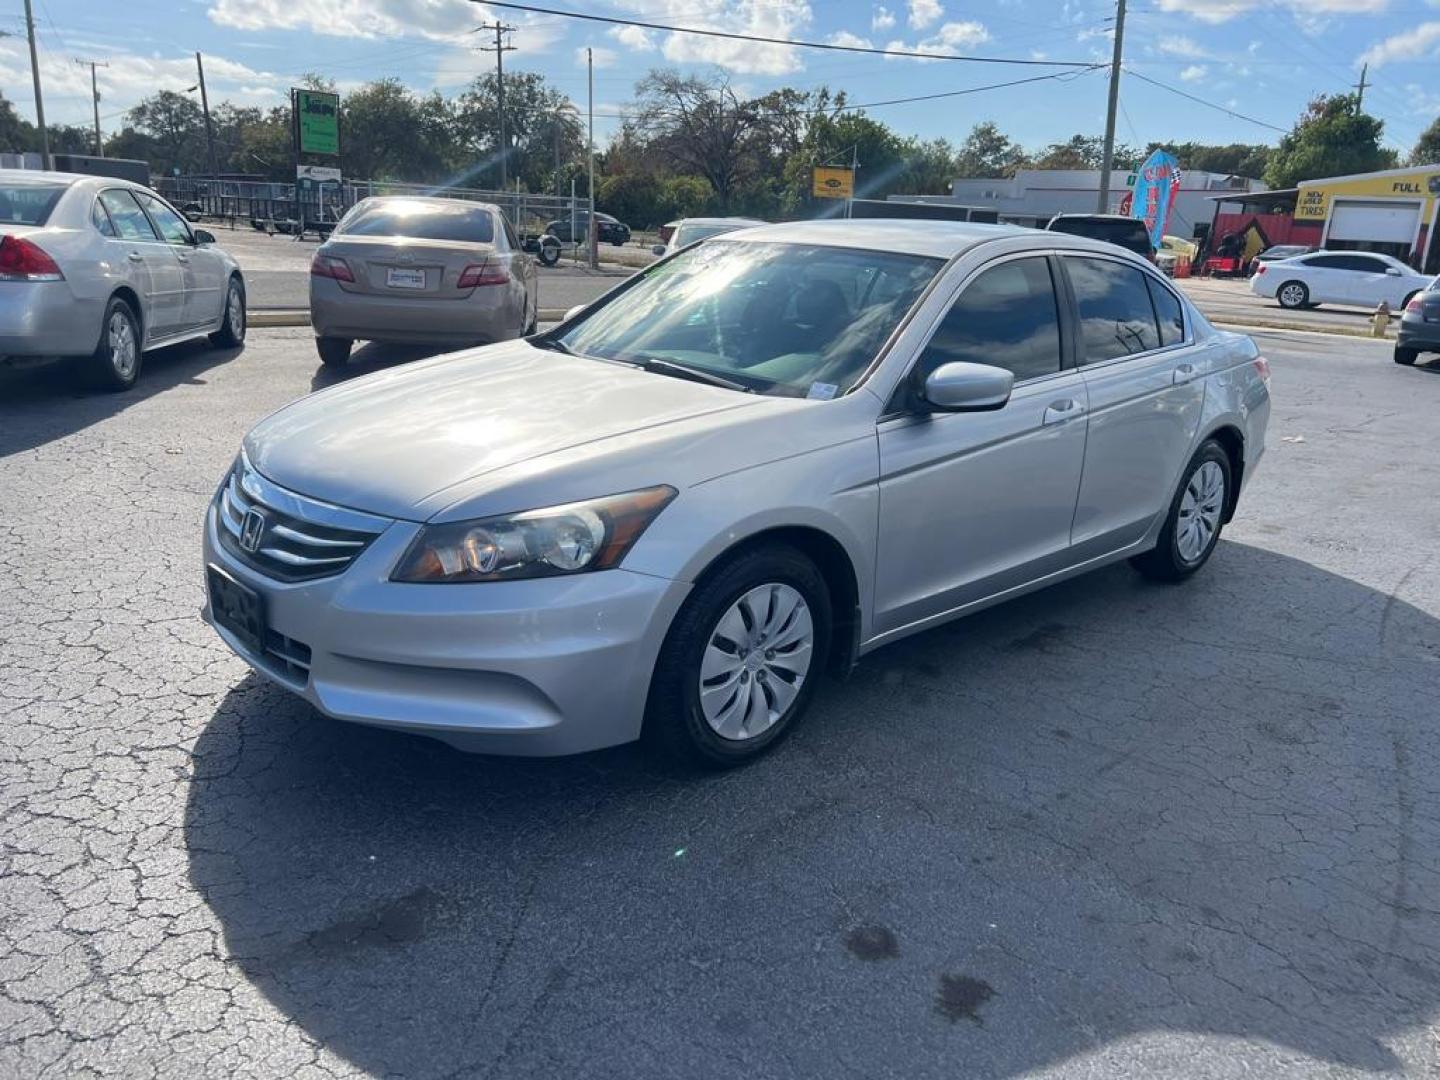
[309,196,539,368]
[0,169,246,390]
[204,220,1271,768]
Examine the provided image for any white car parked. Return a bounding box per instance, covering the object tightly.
[1250,250,1431,311]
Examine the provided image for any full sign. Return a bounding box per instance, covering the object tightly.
[812,166,855,200]
[295,89,340,157]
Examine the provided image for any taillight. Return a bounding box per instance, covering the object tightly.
[310,254,354,283]
[457,262,508,288]
[1254,263,1266,276]
[1406,296,1423,314]
[1253,356,1271,384]
[0,235,63,281]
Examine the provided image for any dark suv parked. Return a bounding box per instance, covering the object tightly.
[545,212,631,246]
[1046,213,1155,261]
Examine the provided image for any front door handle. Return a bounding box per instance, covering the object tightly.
[175,252,189,263]
[1042,398,1084,425]
[126,252,143,262]
[1173,363,1196,384]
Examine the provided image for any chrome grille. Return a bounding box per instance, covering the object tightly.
[216,457,390,582]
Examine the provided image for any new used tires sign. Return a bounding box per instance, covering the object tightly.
[295,90,340,157]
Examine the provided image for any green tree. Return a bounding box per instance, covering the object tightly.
[1145,140,1271,179]
[955,121,1028,178]
[632,70,761,211]
[455,72,584,192]
[1411,115,1440,166]
[126,90,206,175]
[0,95,37,153]
[340,79,429,181]
[1264,94,1397,189]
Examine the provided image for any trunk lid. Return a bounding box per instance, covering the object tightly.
[318,236,500,301]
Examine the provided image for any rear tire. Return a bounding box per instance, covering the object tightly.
[89,297,142,392]
[1394,346,1418,366]
[209,276,246,348]
[1131,440,1232,583]
[645,544,831,769]
[1276,281,1309,309]
[316,336,352,368]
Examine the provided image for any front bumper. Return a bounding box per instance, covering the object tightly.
[202,495,691,755]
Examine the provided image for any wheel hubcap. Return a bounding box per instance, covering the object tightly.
[1281,285,1303,306]
[109,312,136,378]
[1176,460,1225,564]
[699,583,814,741]
[228,286,244,336]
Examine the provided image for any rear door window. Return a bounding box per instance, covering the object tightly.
[99,190,160,241]
[91,199,117,237]
[919,257,1063,382]
[1065,256,1161,362]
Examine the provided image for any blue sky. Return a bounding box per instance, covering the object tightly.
[3,0,1437,163]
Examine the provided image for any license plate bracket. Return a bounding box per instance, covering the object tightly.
[207,564,265,655]
[386,267,426,290]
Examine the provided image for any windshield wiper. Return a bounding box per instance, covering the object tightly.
[531,335,573,354]
[632,354,752,393]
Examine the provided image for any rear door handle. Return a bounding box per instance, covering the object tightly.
[1042,398,1084,425]
[126,252,143,262]
[175,252,189,263]
[1173,363,1196,384]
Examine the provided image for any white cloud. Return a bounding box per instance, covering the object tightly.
[0,39,283,129]
[829,31,874,48]
[1358,21,1440,68]
[208,0,566,50]
[609,24,657,51]
[886,18,989,59]
[908,0,944,29]
[578,45,620,68]
[614,0,814,76]
[1155,35,1212,60]
[1179,64,1208,82]
[872,5,897,30]
[1154,0,1385,21]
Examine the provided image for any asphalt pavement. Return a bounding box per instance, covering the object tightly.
[2,329,1439,1078]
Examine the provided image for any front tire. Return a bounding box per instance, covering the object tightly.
[1394,346,1418,366]
[1131,441,1232,582]
[209,276,246,348]
[1276,281,1309,309]
[89,297,142,392]
[646,545,831,768]
[316,336,352,368]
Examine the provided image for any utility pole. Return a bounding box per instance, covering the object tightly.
[1353,63,1368,112]
[22,0,50,170]
[474,21,515,192]
[587,46,596,270]
[1096,0,1127,214]
[73,57,108,157]
[195,52,219,179]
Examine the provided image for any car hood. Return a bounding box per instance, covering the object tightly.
[243,341,760,520]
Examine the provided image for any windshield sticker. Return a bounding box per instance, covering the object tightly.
[807,382,839,401]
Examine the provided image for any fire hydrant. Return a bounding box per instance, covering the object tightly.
[1371,300,1392,337]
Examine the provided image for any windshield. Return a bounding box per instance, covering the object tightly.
[337,200,493,243]
[0,183,66,226]
[673,222,743,248]
[553,240,942,398]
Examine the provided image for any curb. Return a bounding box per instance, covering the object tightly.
[250,308,572,329]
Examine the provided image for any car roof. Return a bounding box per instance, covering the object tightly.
[718,218,1052,259]
[673,217,769,227]
[356,195,497,212]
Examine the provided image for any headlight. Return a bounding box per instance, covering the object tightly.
[391,486,677,583]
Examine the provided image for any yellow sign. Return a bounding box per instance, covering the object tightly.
[1296,167,1440,222]
[812,167,854,199]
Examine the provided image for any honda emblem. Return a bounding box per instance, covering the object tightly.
[239,509,266,553]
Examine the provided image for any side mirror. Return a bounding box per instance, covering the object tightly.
[194,229,216,245]
[651,244,666,256]
[920,361,1014,412]
[1385,266,1402,276]
[564,304,587,322]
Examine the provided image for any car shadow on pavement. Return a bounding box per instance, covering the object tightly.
[0,340,243,460]
[309,341,471,391]
[185,541,1440,1079]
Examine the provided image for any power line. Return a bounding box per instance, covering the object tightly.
[1123,69,1287,133]
[473,1,1096,68]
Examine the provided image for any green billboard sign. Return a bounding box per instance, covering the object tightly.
[294,90,340,156]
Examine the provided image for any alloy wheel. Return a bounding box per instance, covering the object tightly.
[227,285,245,338]
[1279,283,1306,307]
[1176,460,1225,564]
[109,311,137,380]
[698,583,814,741]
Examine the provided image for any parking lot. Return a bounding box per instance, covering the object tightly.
[1,326,1438,1079]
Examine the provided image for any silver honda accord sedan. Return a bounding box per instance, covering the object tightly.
[203,220,1271,767]
[0,169,246,390]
